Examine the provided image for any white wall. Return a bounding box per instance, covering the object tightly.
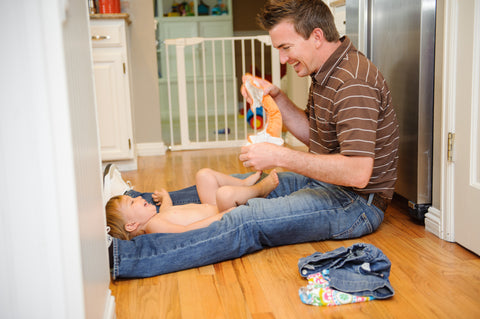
[0,1,112,318]
[64,0,116,318]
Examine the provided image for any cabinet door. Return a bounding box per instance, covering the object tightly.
[92,50,134,160]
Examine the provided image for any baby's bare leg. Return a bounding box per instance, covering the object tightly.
[250,170,279,197]
[216,170,279,212]
[241,171,262,186]
[196,168,262,205]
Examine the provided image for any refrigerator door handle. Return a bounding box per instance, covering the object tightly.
[346,0,370,57]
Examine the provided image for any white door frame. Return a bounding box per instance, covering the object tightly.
[425,0,458,241]
[425,0,479,244]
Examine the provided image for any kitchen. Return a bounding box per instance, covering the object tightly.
[1,0,479,318]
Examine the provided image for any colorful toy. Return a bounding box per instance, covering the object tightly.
[246,106,264,130]
[243,74,284,145]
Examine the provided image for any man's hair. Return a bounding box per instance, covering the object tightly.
[257,0,340,42]
[106,195,133,240]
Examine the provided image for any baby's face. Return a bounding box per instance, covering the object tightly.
[120,195,156,224]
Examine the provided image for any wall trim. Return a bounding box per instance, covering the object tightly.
[426,0,458,242]
[440,0,458,243]
[425,206,442,240]
[135,142,167,157]
[472,0,480,191]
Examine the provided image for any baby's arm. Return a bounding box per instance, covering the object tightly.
[152,189,173,213]
[147,211,228,233]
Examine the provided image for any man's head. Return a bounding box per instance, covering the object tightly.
[257,0,339,41]
[257,0,341,77]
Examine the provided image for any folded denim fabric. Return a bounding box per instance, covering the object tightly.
[298,243,394,299]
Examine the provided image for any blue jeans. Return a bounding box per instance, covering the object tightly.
[126,186,201,211]
[113,172,384,279]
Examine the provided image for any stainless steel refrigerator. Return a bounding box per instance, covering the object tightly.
[346,0,436,219]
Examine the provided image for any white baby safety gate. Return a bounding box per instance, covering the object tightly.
[160,35,281,151]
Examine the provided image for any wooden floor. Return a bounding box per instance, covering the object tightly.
[111,148,480,319]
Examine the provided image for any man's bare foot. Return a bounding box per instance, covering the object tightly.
[242,171,262,186]
[254,170,279,197]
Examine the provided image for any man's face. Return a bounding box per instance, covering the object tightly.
[269,21,319,77]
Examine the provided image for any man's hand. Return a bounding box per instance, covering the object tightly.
[241,74,281,105]
[239,143,282,171]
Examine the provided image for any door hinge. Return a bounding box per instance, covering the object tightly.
[128,138,132,150]
[123,63,126,74]
[447,132,455,162]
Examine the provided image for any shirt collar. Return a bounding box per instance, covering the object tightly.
[311,36,354,86]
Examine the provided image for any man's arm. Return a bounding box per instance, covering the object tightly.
[240,144,373,189]
[239,77,375,189]
[279,150,373,188]
[270,90,310,145]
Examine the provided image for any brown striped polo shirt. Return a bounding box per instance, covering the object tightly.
[306,36,399,199]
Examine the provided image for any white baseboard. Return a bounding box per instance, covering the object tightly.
[425,206,442,239]
[103,289,116,319]
[425,207,456,242]
[135,142,167,157]
[101,142,167,173]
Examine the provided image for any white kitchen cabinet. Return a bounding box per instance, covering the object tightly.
[90,16,134,161]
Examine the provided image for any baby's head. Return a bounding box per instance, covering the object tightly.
[106,195,157,240]
[106,195,132,240]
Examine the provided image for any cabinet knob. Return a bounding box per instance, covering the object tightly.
[91,35,111,40]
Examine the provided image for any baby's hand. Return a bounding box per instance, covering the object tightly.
[152,189,168,205]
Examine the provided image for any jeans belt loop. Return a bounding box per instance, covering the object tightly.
[358,192,389,212]
[367,193,374,205]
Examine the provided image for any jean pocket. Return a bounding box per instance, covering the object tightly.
[332,212,374,240]
[333,186,356,209]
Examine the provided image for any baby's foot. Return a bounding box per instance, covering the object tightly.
[243,171,262,186]
[255,170,279,197]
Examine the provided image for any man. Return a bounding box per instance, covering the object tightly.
[109,0,399,279]
[240,0,398,206]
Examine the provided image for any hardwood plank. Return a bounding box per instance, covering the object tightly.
[246,246,322,319]
[212,261,252,319]
[176,268,226,319]
[136,275,181,319]
[110,279,138,318]
[231,257,273,316]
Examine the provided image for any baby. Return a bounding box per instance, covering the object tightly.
[106,168,279,239]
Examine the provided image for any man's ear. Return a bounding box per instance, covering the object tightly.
[311,28,325,46]
[125,221,138,233]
